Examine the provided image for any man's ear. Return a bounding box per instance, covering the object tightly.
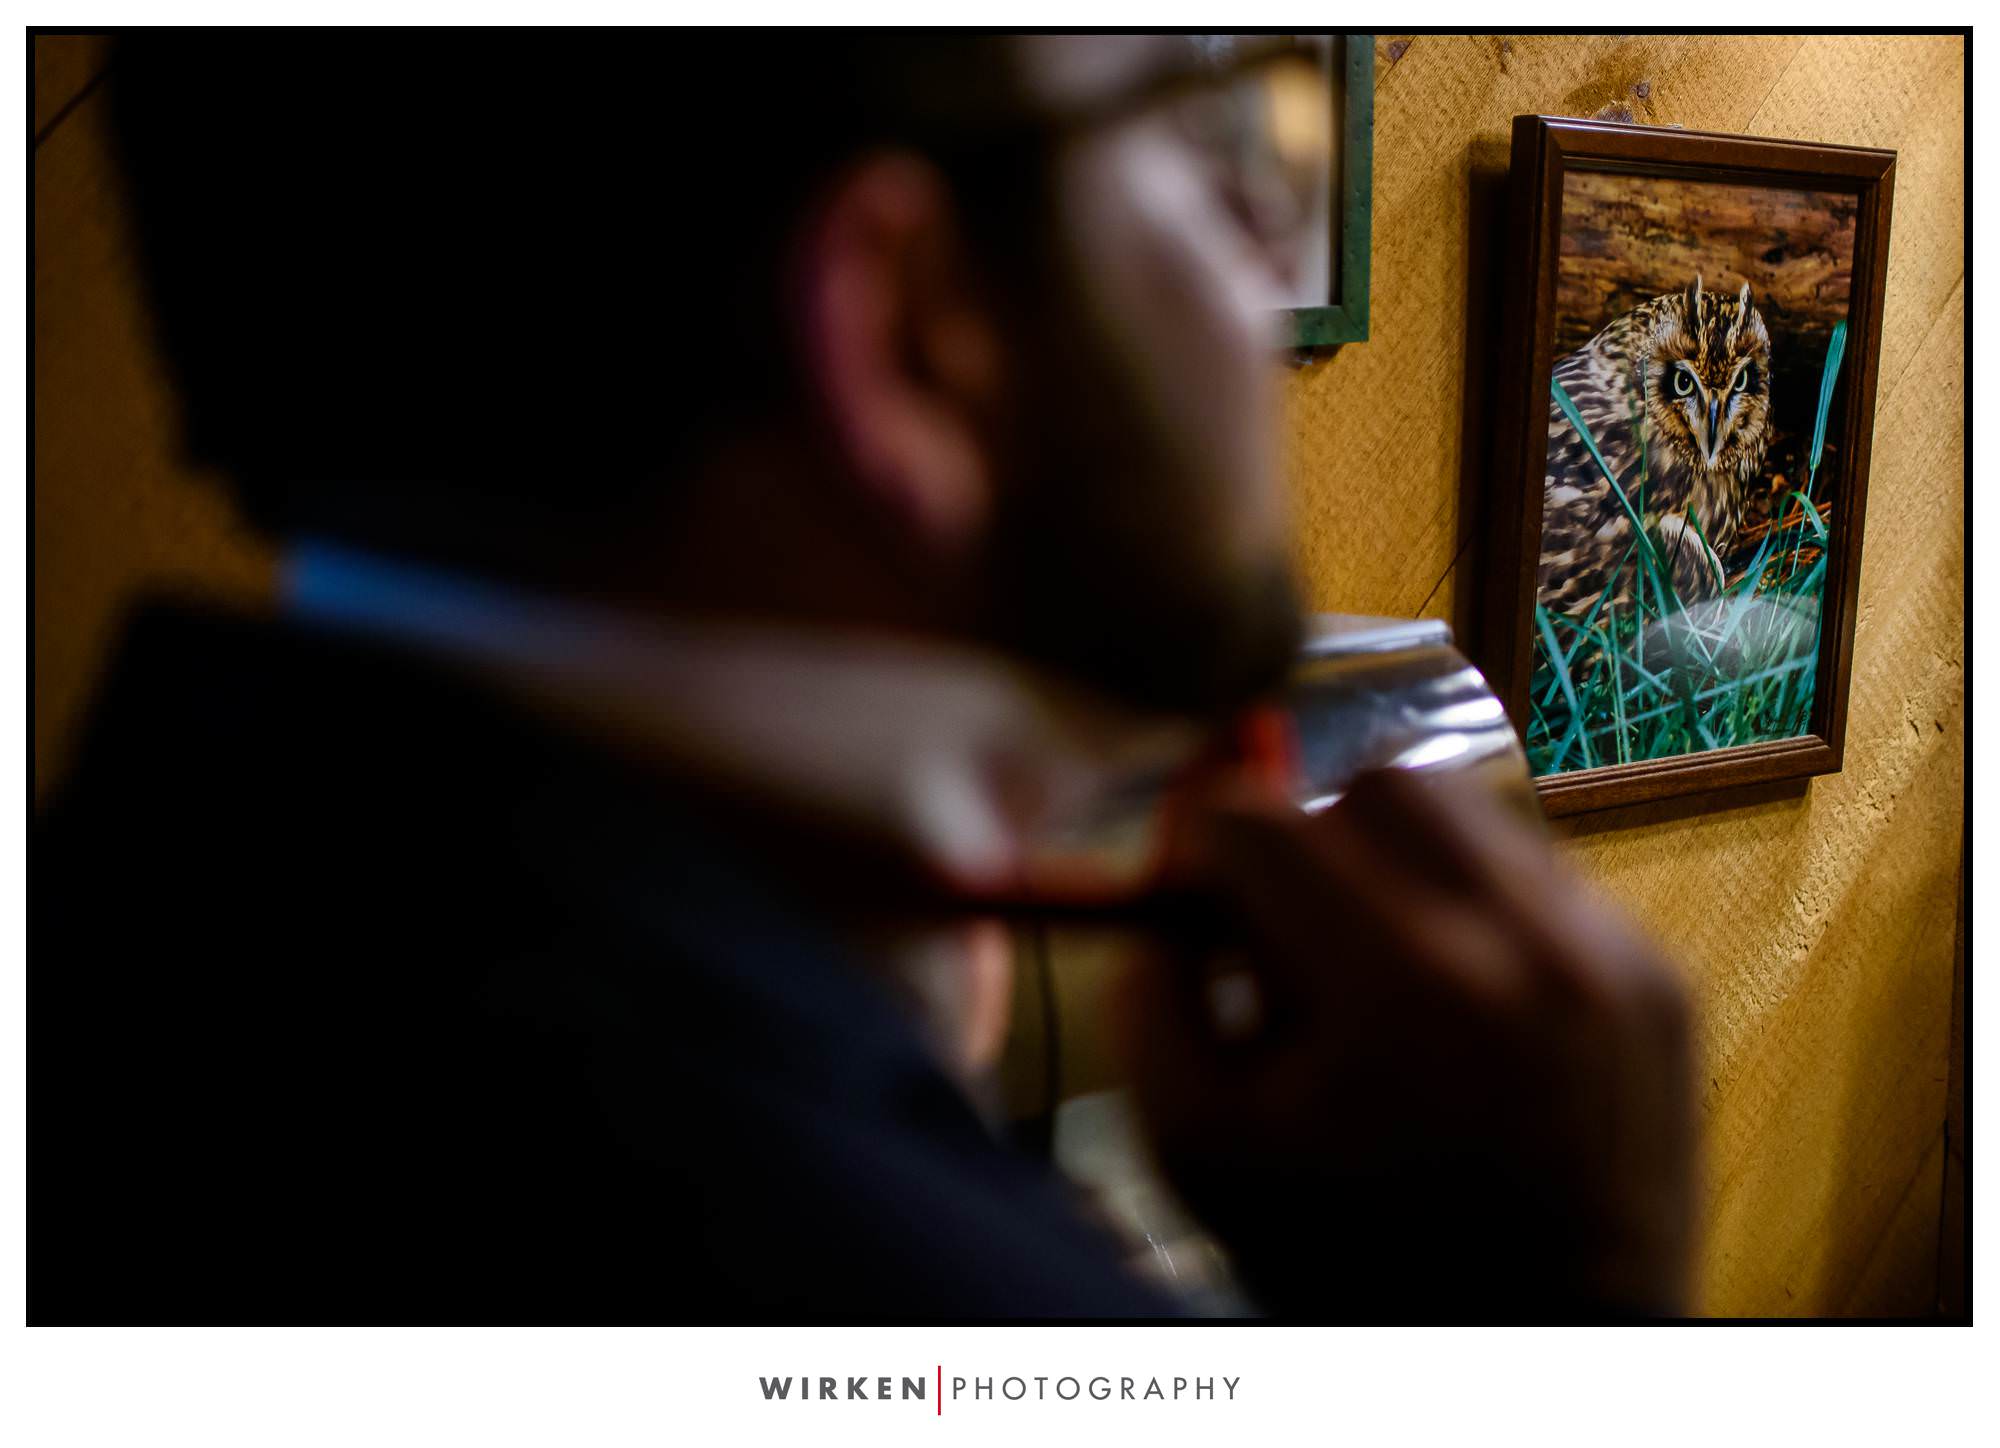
[792,154,1004,551]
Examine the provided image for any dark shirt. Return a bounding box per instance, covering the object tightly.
[30,602,1171,1322]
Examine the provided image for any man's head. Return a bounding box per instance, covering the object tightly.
[112,34,1318,717]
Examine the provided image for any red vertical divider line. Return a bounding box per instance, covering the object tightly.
[937,1365,942,1416]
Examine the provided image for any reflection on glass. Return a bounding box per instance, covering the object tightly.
[1185,34,1338,309]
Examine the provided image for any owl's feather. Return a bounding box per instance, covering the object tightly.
[1537,276,1773,621]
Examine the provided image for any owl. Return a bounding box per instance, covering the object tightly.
[1538,274,1773,619]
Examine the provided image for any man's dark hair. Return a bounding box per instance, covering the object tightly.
[109,33,1041,560]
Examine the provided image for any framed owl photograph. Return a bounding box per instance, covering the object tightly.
[1480,115,1895,818]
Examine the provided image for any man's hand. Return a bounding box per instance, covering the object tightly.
[1122,768,1696,1318]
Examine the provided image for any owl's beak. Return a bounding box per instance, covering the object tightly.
[1704,396,1724,466]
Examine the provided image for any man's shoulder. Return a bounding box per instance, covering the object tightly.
[31,602,1170,1322]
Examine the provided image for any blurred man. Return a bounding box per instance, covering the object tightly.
[32,34,1692,1320]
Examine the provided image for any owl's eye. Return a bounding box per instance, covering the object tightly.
[1671,367,1693,398]
[1733,366,1754,394]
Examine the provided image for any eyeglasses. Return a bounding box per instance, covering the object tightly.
[972,37,1337,277]
[1168,38,1336,268]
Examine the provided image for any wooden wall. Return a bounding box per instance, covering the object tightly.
[34,34,1964,1315]
[1286,33,1964,1315]
[34,34,274,798]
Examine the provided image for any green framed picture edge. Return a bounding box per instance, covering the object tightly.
[1284,33,1375,349]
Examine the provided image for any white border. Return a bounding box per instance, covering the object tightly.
[10,16,1987,1447]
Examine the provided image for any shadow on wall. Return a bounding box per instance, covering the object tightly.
[1447,137,1512,668]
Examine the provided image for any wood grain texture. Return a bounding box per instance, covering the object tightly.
[1286,33,1963,1315]
[33,32,112,139]
[1940,841,1966,1316]
[1553,169,1858,354]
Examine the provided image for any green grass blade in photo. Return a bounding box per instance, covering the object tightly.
[1809,319,1847,494]
[1527,338,1845,778]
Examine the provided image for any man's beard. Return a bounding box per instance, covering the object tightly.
[979,476,1306,722]
[970,226,1306,723]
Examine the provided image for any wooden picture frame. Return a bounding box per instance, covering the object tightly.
[1282,33,1374,348]
[1479,116,1894,818]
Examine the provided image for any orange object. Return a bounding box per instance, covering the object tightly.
[1141,703,1302,891]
